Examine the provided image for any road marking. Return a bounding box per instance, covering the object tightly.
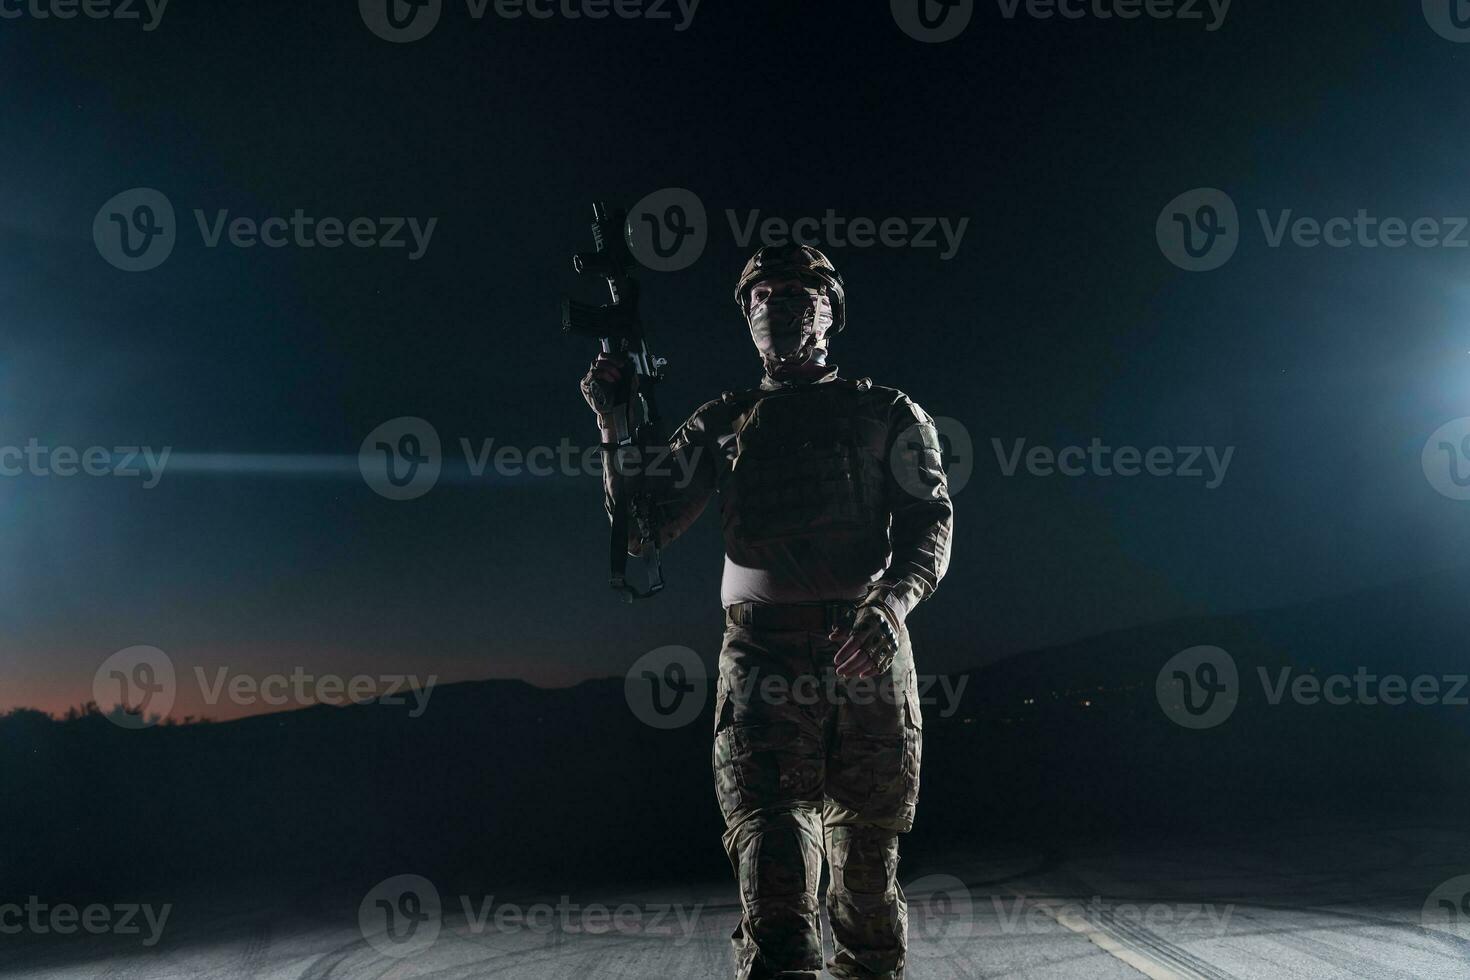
[1015,891,1230,980]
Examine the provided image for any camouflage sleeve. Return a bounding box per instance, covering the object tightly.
[870,394,954,624]
[602,399,720,556]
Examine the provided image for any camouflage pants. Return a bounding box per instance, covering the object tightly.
[713,623,923,980]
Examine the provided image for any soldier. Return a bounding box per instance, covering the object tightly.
[581,243,953,979]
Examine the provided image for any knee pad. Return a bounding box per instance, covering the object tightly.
[727,807,824,911]
[826,825,900,900]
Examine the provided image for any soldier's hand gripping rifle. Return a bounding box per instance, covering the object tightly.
[563,202,668,601]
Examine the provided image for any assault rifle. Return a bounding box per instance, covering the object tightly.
[562,202,668,601]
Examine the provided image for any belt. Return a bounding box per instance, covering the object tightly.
[725,601,857,632]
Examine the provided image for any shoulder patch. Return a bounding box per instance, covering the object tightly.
[894,392,936,426]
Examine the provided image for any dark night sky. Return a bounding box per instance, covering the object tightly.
[3,0,1468,717]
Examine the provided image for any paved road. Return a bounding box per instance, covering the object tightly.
[6,819,1469,979]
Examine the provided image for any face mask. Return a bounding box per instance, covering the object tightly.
[747,287,834,369]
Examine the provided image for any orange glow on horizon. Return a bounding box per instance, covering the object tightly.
[2,651,604,724]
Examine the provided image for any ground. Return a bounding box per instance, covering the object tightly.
[6,817,1467,979]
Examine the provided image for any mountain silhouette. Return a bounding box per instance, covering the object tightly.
[5,566,1467,907]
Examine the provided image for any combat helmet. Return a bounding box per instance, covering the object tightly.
[733,243,847,332]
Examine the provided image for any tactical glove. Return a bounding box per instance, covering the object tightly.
[832,594,903,678]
